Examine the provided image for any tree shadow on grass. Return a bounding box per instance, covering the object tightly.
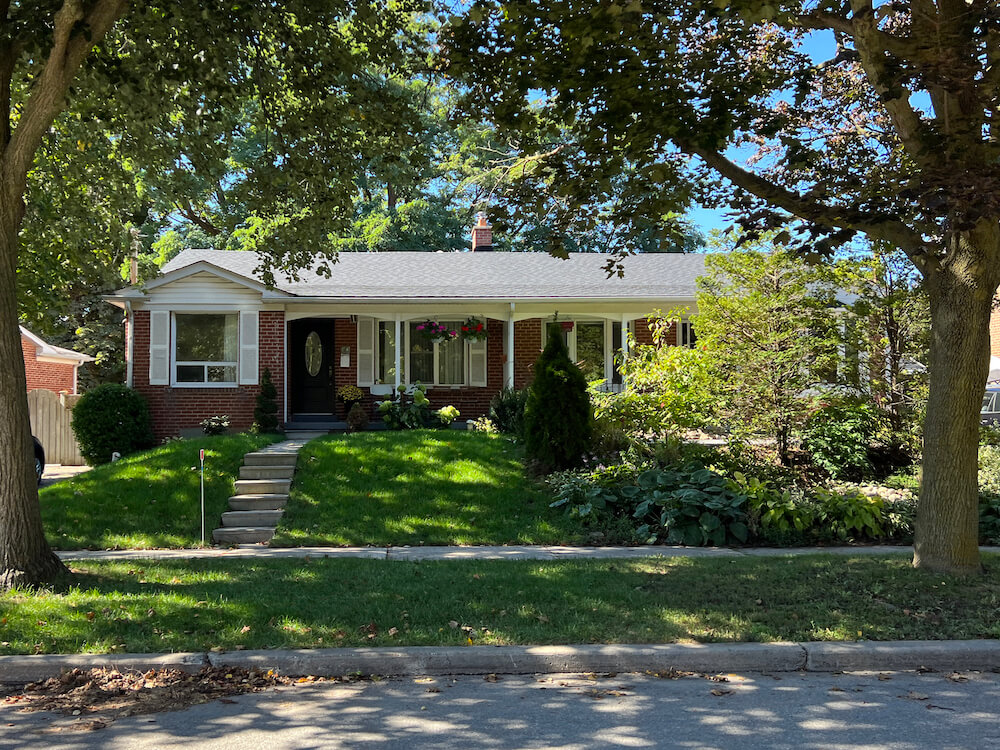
[274,431,585,547]
[3,556,998,655]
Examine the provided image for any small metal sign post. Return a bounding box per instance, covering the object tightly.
[199,448,206,545]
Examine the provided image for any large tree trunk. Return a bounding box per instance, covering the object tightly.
[0,216,66,589]
[914,242,998,575]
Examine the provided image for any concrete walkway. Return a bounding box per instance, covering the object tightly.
[56,544,1000,562]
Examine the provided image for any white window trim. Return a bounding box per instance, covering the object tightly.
[171,312,240,389]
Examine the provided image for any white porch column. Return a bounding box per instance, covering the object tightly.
[394,315,401,390]
[506,303,516,388]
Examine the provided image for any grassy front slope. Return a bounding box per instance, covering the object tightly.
[3,555,999,654]
[271,430,585,547]
[40,434,279,550]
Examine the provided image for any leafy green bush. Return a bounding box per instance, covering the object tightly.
[346,402,369,431]
[811,487,886,540]
[376,383,431,429]
[548,471,619,519]
[253,368,280,433]
[523,326,592,471]
[627,465,750,546]
[200,415,230,435]
[488,387,529,436]
[435,405,461,426]
[801,398,880,480]
[980,494,1000,544]
[71,384,155,465]
[615,316,717,435]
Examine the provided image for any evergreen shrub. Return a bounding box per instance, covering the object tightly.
[253,368,280,433]
[523,326,592,471]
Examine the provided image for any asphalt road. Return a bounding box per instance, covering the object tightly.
[4,670,1000,749]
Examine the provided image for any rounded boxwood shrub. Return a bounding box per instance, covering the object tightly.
[71,384,155,465]
[523,326,592,471]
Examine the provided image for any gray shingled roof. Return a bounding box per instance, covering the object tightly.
[160,249,706,300]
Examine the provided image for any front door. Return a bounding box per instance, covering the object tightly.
[289,319,336,414]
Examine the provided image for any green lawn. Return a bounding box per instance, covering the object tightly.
[271,430,586,547]
[3,555,999,655]
[40,434,279,550]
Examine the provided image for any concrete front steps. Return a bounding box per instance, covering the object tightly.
[212,442,301,545]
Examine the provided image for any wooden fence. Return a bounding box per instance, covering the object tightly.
[27,389,85,466]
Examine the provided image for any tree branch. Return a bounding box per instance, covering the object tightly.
[1,0,126,204]
[686,141,934,269]
[175,199,222,237]
[847,0,933,171]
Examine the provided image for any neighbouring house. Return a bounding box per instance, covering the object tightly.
[20,326,94,395]
[104,218,705,437]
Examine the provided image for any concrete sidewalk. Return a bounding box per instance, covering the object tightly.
[4,640,1000,684]
[56,543,997,562]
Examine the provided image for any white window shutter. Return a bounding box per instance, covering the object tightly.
[149,311,170,385]
[469,337,488,387]
[357,317,375,386]
[239,311,259,385]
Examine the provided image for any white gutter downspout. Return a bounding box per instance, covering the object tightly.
[125,300,134,388]
[506,302,516,389]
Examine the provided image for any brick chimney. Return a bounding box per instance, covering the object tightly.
[471,212,493,252]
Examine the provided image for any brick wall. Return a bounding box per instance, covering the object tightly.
[22,333,77,394]
[991,307,1000,358]
[133,310,285,438]
[513,318,543,389]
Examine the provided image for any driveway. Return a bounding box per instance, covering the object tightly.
[39,464,90,488]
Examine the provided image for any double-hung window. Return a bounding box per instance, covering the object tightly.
[367,318,482,387]
[174,313,239,385]
[409,321,465,386]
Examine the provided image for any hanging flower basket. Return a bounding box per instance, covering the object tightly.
[461,317,488,342]
[415,320,458,344]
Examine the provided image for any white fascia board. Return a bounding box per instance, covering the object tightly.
[19,326,94,363]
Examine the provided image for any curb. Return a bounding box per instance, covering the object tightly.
[0,652,206,684]
[3,640,1000,684]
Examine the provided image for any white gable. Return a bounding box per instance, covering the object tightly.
[145,271,263,307]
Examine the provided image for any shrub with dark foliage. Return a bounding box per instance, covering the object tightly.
[253,368,280,433]
[71,384,155,465]
[488,387,529,436]
[523,326,592,471]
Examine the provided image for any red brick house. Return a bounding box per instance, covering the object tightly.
[105,228,704,437]
[20,326,93,395]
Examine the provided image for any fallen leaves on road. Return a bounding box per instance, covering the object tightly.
[1,666,300,732]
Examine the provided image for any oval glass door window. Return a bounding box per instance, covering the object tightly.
[305,331,323,376]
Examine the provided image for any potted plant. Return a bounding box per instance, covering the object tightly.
[415,320,458,344]
[337,384,364,418]
[461,317,487,342]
